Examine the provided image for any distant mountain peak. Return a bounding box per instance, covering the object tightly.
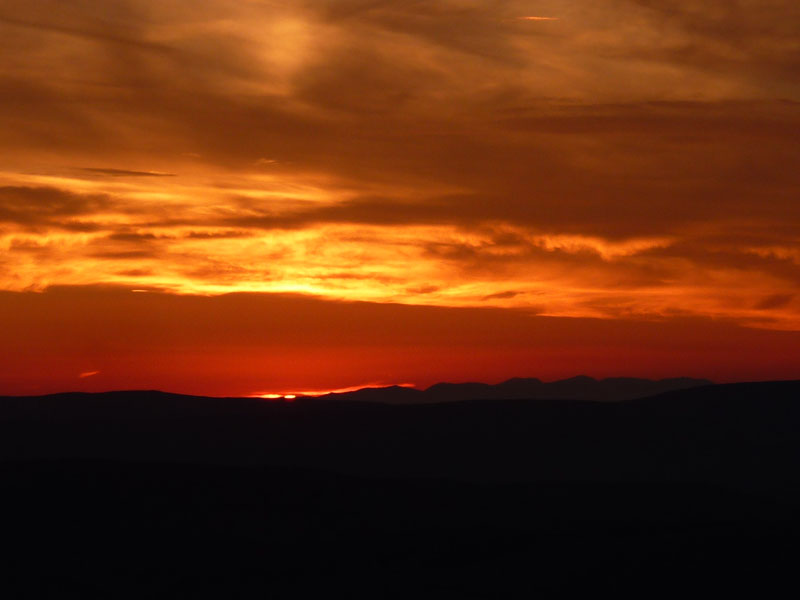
[560,375,598,383]
[500,377,543,385]
[330,376,713,404]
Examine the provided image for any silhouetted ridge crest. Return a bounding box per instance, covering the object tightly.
[409,375,711,404]
[0,377,714,415]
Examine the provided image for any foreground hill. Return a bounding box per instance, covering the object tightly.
[1,379,799,597]
[2,460,795,598]
[0,380,797,492]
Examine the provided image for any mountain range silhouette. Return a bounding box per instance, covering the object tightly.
[326,375,713,403]
[0,376,713,420]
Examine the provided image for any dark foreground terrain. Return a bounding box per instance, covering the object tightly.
[1,380,799,597]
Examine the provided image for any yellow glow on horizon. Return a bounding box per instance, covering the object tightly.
[253,383,417,398]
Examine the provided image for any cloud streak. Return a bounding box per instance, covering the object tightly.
[81,168,176,178]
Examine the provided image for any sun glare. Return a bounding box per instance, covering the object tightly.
[252,383,417,399]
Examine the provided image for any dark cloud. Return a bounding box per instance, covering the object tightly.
[641,239,800,285]
[183,230,252,240]
[755,294,796,311]
[483,290,521,301]
[407,285,440,295]
[630,1,800,43]
[89,249,159,260]
[221,195,461,230]
[8,239,50,253]
[106,232,164,242]
[81,168,175,177]
[0,14,172,52]
[0,186,109,226]
[115,268,153,277]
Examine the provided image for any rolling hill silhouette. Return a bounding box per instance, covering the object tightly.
[1,378,798,597]
[0,376,712,420]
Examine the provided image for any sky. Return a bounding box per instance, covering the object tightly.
[1,0,799,396]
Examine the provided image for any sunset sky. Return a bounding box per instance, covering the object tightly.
[1,0,799,396]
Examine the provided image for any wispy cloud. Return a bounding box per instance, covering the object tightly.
[81,168,176,178]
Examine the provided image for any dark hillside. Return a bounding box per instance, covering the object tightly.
[1,380,799,597]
